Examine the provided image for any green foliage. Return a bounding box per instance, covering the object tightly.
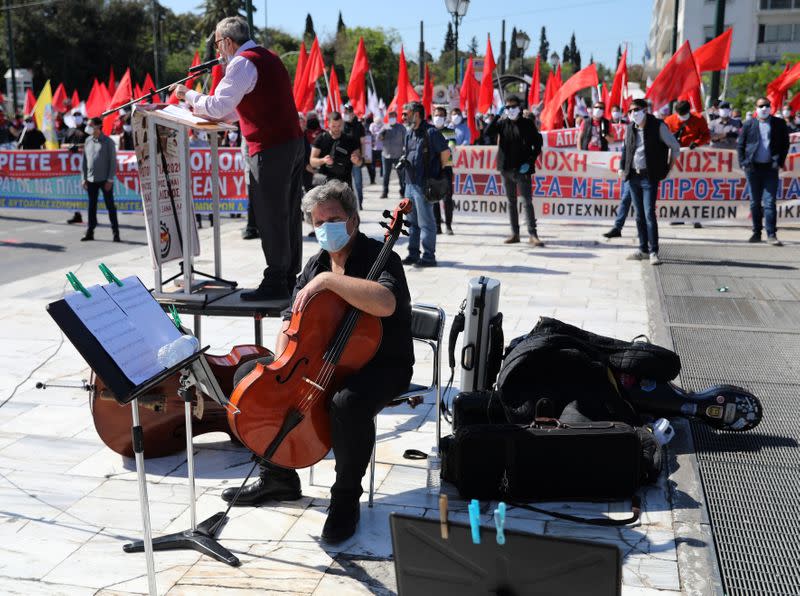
[726,53,800,112]
[336,11,345,34]
[324,26,401,101]
[304,13,316,43]
[538,26,549,63]
[468,36,478,57]
[443,22,455,54]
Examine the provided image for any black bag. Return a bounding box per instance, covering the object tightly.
[441,419,647,502]
[421,126,450,204]
[452,390,507,429]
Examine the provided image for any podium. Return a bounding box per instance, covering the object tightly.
[131,105,238,302]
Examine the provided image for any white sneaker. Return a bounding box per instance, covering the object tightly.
[626,251,647,261]
[649,253,661,265]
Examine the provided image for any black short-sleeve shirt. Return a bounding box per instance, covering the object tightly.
[313,131,360,183]
[281,232,414,374]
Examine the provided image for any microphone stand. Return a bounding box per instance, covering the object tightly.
[100,65,215,118]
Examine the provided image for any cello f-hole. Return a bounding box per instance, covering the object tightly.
[276,357,309,385]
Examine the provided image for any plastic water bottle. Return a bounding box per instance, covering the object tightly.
[157,334,200,368]
[426,446,441,494]
[652,418,675,446]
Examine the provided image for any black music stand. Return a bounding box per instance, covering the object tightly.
[47,295,240,596]
[389,513,621,596]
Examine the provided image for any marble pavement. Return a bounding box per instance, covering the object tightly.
[3,179,796,595]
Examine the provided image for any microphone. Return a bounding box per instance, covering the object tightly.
[188,57,220,73]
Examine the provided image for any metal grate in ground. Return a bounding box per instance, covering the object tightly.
[654,243,800,596]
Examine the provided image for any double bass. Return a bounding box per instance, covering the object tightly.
[91,344,273,458]
[227,201,412,468]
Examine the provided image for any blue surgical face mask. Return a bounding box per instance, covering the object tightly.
[316,217,352,253]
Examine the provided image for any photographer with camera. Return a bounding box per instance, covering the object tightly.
[398,101,450,268]
[310,111,363,188]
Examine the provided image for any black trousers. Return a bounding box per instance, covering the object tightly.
[247,137,305,288]
[235,359,412,500]
[433,167,454,228]
[86,180,119,234]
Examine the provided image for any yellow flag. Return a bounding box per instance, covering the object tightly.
[33,80,59,149]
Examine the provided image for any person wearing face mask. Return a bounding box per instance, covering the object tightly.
[368,113,384,187]
[579,101,613,151]
[431,106,455,235]
[175,16,303,301]
[477,113,497,145]
[17,117,46,150]
[709,101,742,150]
[450,108,471,146]
[620,99,681,265]
[780,104,793,122]
[118,116,134,150]
[610,105,627,125]
[309,111,363,187]
[664,100,710,150]
[706,99,720,122]
[787,110,800,134]
[64,111,88,146]
[399,101,450,266]
[223,180,413,546]
[80,117,120,242]
[378,110,406,199]
[484,95,545,246]
[737,97,790,246]
[342,104,366,208]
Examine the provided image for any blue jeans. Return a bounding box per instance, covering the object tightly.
[629,175,659,254]
[746,165,779,236]
[352,164,364,207]
[405,183,437,262]
[613,181,632,231]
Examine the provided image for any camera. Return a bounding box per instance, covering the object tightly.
[395,156,411,173]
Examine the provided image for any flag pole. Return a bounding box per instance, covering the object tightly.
[367,69,378,96]
[721,66,729,100]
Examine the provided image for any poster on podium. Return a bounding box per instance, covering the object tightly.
[131,108,201,265]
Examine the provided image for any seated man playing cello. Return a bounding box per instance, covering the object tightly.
[224,180,414,544]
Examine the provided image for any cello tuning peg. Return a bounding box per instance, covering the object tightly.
[379,222,390,229]
[401,229,409,236]
[382,210,391,218]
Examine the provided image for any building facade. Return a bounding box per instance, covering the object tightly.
[647,0,800,75]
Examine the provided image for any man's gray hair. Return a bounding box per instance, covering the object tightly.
[216,16,250,45]
[301,180,358,218]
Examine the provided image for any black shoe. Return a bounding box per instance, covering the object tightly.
[113,232,120,243]
[603,227,622,239]
[402,255,419,265]
[693,222,703,229]
[221,473,302,506]
[415,258,437,268]
[67,212,82,224]
[240,283,289,301]
[380,192,388,199]
[241,228,259,240]
[748,232,762,243]
[80,234,94,242]
[436,226,442,235]
[321,498,360,544]
[196,214,203,229]
[446,226,454,235]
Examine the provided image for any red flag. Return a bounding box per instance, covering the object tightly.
[85,80,105,118]
[460,56,480,143]
[542,68,564,129]
[607,48,627,118]
[528,56,541,108]
[386,46,420,120]
[141,73,157,102]
[71,89,80,109]
[107,67,116,97]
[301,37,325,112]
[99,82,111,106]
[645,41,701,112]
[326,65,343,117]
[347,37,370,117]
[540,64,599,130]
[790,90,800,113]
[422,64,434,117]
[134,83,143,99]
[108,68,133,110]
[187,51,202,86]
[293,41,308,108]
[51,83,68,112]
[776,62,800,95]
[478,36,496,114]
[693,28,733,73]
[209,65,224,96]
[566,93,575,128]
[601,82,610,108]
[24,88,36,115]
[766,63,791,113]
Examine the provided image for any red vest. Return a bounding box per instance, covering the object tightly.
[236,46,301,155]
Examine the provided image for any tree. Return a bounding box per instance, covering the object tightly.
[509,27,518,61]
[563,45,571,66]
[304,13,316,43]
[538,26,549,62]
[468,36,478,57]
[589,54,594,65]
[336,11,345,34]
[616,45,622,68]
[443,22,455,53]
[727,53,800,113]
[569,33,581,69]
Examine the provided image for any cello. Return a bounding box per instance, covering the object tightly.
[91,344,273,458]
[227,201,412,469]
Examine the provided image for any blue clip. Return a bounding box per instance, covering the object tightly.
[468,499,481,544]
[493,502,507,545]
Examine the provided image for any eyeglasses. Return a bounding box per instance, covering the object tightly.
[756,103,770,108]
[214,37,226,48]
[628,107,643,114]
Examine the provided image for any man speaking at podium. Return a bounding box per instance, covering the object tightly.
[174,16,304,301]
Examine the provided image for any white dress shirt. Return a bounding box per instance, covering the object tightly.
[185,40,259,122]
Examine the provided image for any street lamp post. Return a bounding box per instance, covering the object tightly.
[514,30,530,76]
[444,0,470,86]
